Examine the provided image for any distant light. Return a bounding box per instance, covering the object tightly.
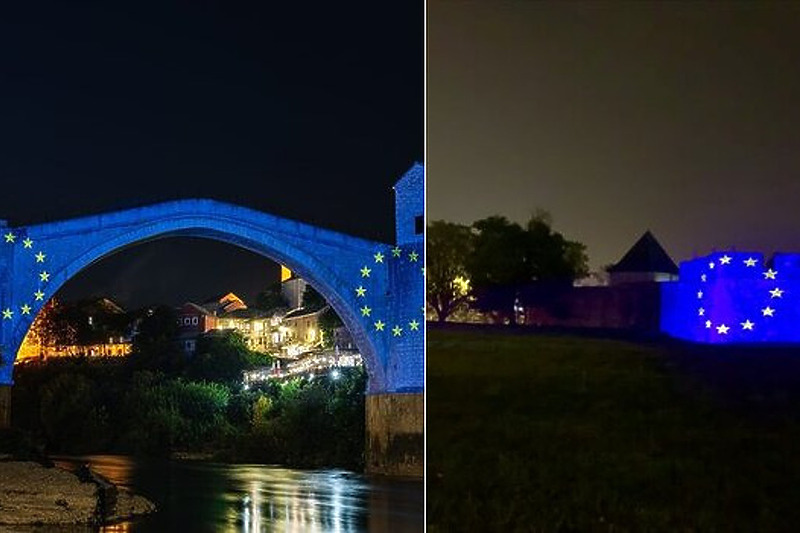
[331,369,340,380]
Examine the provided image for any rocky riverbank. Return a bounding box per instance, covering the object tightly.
[0,459,155,526]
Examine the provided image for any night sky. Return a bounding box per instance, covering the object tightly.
[0,3,422,309]
[428,1,800,271]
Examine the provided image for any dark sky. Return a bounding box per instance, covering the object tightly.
[428,1,800,271]
[0,3,422,309]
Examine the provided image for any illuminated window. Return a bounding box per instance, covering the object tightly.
[192,316,198,325]
[415,215,423,235]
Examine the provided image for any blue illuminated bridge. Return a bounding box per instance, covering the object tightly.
[0,163,424,476]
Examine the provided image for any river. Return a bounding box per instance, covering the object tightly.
[50,455,423,532]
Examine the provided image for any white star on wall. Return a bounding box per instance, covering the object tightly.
[741,320,754,331]
[744,257,758,267]
[716,324,729,334]
[762,306,775,317]
[719,255,732,265]
[770,288,784,299]
[764,269,778,280]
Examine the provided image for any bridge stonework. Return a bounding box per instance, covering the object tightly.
[0,164,424,476]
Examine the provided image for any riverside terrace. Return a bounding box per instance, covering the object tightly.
[0,164,424,477]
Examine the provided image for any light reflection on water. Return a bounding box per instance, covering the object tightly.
[53,455,422,532]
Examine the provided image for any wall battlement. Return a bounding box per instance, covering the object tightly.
[661,251,800,343]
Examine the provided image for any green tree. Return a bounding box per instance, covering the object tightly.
[426,220,474,322]
[301,284,327,311]
[255,282,288,311]
[184,330,262,385]
[40,373,111,453]
[524,213,588,280]
[466,213,589,323]
[318,307,343,348]
[130,306,183,373]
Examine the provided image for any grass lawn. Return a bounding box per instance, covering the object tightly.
[427,326,800,532]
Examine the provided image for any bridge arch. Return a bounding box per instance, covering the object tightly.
[0,163,424,476]
[1,199,407,393]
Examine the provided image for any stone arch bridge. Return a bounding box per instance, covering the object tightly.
[0,164,424,476]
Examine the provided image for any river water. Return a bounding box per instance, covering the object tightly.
[51,455,423,532]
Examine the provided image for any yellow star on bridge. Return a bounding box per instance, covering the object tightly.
[39,271,50,282]
[374,320,385,331]
[4,232,15,243]
[374,252,384,263]
[360,305,371,317]
[20,304,31,315]
[22,238,33,249]
[392,325,403,337]
[391,246,401,258]
[355,286,366,297]
[2,308,12,320]
[34,290,44,301]
[408,251,419,262]
[35,251,46,263]
[409,319,419,331]
[360,266,371,277]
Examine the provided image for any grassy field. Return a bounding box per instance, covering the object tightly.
[427,326,800,532]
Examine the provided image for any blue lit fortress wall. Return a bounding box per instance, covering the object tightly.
[661,251,800,343]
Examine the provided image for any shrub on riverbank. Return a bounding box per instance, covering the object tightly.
[223,368,366,469]
[11,356,366,469]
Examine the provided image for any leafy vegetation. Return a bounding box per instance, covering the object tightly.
[11,330,366,469]
[427,212,588,322]
[427,220,473,322]
[255,281,289,311]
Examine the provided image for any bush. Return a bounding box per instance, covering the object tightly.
[39,373,111,453]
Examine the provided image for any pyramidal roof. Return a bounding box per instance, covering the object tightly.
[608,231,678,274]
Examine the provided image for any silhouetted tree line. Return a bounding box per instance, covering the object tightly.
[427,211,589,323]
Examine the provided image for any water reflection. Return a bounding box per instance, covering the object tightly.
[53,456,422,532]
[221,466,372,532]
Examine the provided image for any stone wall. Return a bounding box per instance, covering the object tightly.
[522,283,663,331]
[0,385,10,428]
[365,392,423,478]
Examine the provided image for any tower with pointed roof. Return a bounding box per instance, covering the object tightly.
[608,231,678,285]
